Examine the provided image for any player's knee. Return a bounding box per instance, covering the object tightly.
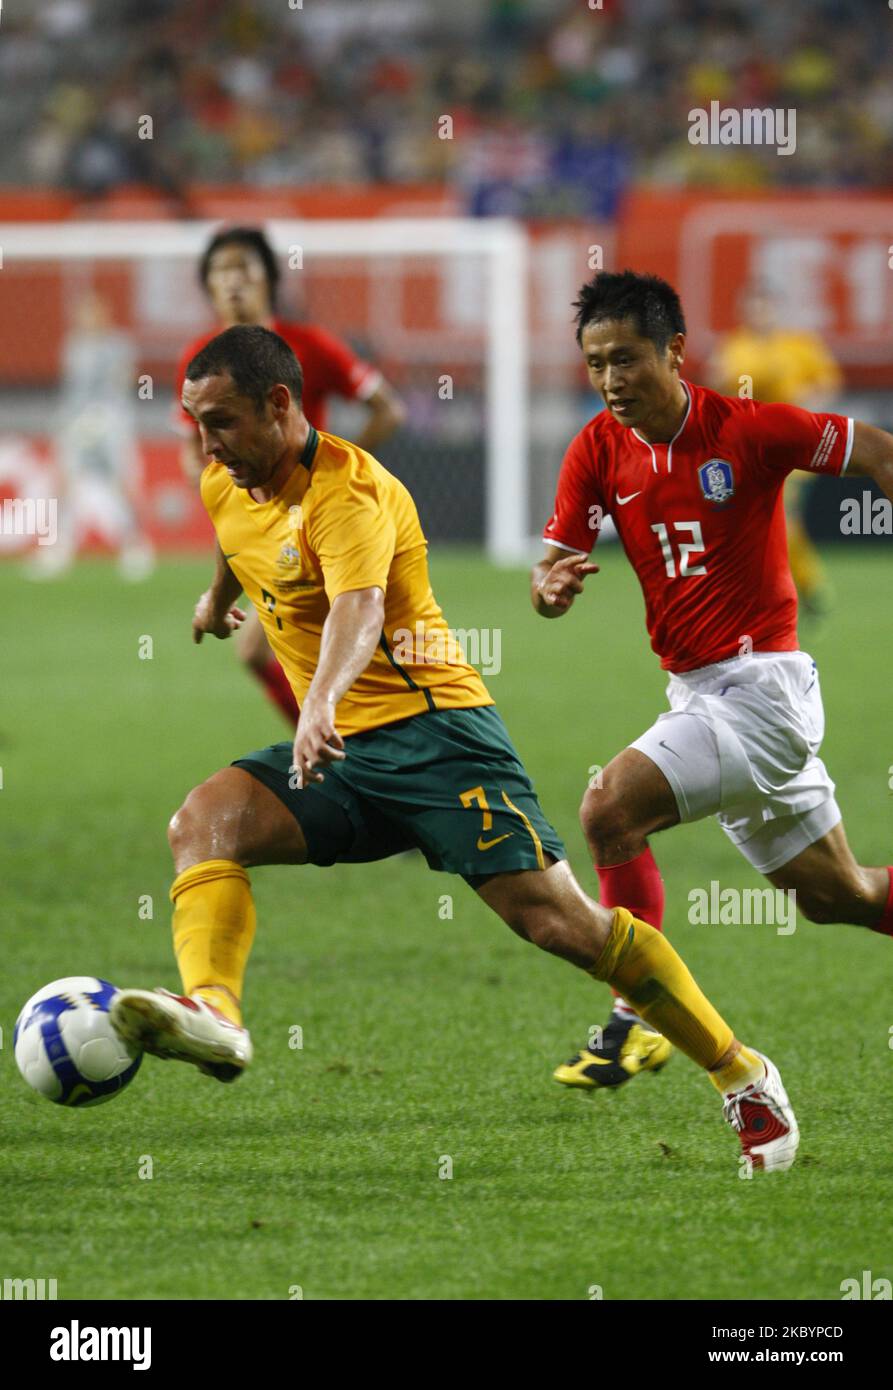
[167,774,243,868]
[579,786,631,854]
[167,790,204,862]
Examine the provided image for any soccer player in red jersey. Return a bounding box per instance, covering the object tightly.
[174,226,406,723]
[533,271,893,1099]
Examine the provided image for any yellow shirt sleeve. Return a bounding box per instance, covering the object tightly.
[306,471,397,604]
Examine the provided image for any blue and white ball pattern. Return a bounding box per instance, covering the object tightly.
[14,977,142,1106]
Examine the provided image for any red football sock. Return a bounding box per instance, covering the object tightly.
[869,867,893,937]
[597,847,665,1002]
[255,658,299,725]
[597,846,665,931]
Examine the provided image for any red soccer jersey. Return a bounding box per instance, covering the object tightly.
[173,317,381,435]
[543,381,853,673]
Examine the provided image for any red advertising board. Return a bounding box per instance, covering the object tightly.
[618,190,893,385]
[1,186,890,383]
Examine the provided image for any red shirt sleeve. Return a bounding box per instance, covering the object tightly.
[542,428,607,554]
[300,325,380,401]
[751,401,854,477]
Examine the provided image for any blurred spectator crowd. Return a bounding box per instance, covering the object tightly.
[3,0,892,216]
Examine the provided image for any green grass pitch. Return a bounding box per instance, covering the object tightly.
[1,546,891,1301]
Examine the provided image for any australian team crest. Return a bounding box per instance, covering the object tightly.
[277,542,302,571]
[275,541,304,585]
[275,539,316,590]
[698,458,735,504]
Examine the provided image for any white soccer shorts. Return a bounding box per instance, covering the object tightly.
[629,650,841,874]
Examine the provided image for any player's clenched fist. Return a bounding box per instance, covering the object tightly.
[192,589,247,643]
[538,555,600,611]
[291,693,346,787]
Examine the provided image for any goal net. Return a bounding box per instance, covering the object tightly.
[0,218,534,563]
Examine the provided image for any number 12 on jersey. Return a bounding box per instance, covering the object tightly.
[650,521,707,578]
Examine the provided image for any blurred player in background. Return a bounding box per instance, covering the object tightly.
[174,226,406,722]
[711,282,843,616]
[29,290,154,580]
[533,270,893,1101]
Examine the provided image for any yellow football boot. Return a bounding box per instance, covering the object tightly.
[554,1012,672,1090]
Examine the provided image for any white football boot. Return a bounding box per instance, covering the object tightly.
[110,988,252,1082]
[722,1050,799,1172]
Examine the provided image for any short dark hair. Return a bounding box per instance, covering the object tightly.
[199,226,280,308]
[185,325,303,411]
[573,270,686,350]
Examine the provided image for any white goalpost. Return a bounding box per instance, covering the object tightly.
[0,218,530,564]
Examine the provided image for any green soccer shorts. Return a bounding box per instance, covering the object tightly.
[232,705,566,885]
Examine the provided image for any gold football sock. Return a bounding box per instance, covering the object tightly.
[707,1046,765,1095]
[170,859,256,1027]
[589,908,734,1070]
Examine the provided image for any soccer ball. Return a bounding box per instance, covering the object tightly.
[14,976,143,1107]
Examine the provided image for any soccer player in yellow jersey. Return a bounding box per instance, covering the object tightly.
[111,325,800,1172]
[711,282,843,614]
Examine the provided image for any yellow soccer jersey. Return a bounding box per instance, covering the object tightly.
[714,328,842,405]
[200,426,493,736]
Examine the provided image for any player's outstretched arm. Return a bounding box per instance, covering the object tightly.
[192,542,246,643]
[531,545,599,618]
[354,380,407,453]
[846,422,893,503]
[292,586,385,785]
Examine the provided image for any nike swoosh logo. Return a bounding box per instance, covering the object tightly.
[477,833,513,851]
[658,740,681,758]
[66,1083,96,1105]
[615,491,643,506]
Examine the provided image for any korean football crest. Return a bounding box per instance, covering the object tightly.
[698,458,735,504]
